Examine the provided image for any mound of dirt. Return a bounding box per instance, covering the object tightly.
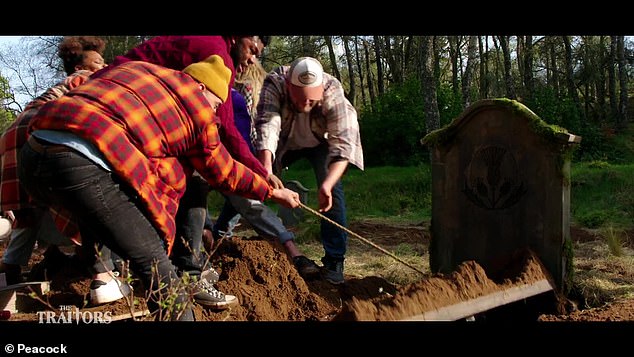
[195,237,341,321]
[333,249,555,321]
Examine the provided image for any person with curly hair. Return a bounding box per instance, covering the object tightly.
[57,36,107,75]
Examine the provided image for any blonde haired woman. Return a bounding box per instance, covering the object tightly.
[234,58,268,143]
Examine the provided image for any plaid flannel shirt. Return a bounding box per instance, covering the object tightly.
[29,61,272,253]
[254,66,364,173]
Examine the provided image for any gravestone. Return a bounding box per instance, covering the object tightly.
[278,180,309,226]
[421,99,581,292]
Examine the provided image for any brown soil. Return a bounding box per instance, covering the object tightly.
[1,222,632,322]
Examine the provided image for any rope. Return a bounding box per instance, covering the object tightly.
[298,202,426,276]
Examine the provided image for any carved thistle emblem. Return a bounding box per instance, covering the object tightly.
[463,145,526,210]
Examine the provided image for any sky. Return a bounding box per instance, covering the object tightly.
[0,36,35,110]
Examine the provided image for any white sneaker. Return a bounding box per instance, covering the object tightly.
[194,278,238,309]
[0,217,12,241]
[90,276,132,305]
[201,267,220,285]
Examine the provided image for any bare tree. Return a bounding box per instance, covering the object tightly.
[373,35,385,95]
[498,36,516,99]
[324,36,341,81]
[478,36,489,99]
[0,36,62,110]
[609,36,619,124]
[549,37,560,97]
[354,36,367,107]
[419,36,440,135]
[617,35,628,129]
[462,36,478,108]
[342,36,356,105]
[383,36,402,84]
[363,39,376,108]
[449,36,461,98]
[596,36,607,121]
[562,36,584,121]
[523,35,534,102]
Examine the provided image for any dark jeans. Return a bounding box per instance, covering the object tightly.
[213,193,295,244]
[213,196,240,236]
[281,144,348,261]
[18,142,192,321]
[171,174,209,277]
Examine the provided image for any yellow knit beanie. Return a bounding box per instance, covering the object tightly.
[183,55,232,102]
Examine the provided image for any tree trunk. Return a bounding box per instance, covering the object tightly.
[562,36,584,121]
[449,36,460,98]
[373,35,385,95]
[549,37,560,98]
[523,35,534,103]
[383,36,402,85]
[478,36,489,100]
[419,36,440,136]
[582,36,591,121]
[301,36,312,56]
[461,36,478,108]
[404,36,414,78]
[517,36,524,97]
[498,36,516,99]
[596,36,607,121]
[324,36,342,81]
[363,39,376,108]
[608,36,618,124]
[342,36,356,106]
[617,36,628,129]
[491,36,504,98]
[432,37,442,89]
[354,36,367,107]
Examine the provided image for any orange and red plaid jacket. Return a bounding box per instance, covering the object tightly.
[0,70,93,242]
[29,61,272,253]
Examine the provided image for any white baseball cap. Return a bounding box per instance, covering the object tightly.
[287,57,324,101]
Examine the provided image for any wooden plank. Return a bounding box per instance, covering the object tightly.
[109,309,150,322]
[0,290,17,313]
[0,281,51,313]
[401,279,554,321]
[0,281,50,295]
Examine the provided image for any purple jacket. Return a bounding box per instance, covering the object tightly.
[232,89,255,154]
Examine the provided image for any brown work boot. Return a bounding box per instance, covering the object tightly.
[0,261,22,285]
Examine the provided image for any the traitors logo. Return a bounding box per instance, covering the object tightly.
[36,305,112,324]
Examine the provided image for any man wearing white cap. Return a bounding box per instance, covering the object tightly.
[255,57,364,284]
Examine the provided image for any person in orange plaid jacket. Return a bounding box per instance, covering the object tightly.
[17,55,300,321]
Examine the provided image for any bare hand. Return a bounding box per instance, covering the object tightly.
[318,186,332,212]
[271,188,300,209]
[267,173,284,189]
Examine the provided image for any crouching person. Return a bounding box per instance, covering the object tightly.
[18,55,300,321]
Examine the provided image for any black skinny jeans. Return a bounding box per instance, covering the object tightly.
[18,141,193,321]
[170,174,209,277]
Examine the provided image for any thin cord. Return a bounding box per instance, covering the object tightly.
[298,202,426,276]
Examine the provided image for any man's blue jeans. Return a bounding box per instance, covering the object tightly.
[18,141,192,320]
[280,144,348,262]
